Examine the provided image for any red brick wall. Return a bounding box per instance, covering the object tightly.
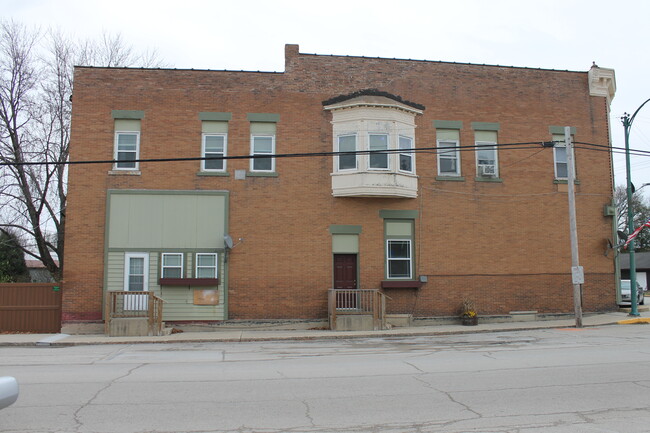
[64,45,616,321]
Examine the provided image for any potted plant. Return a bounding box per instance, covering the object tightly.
[460,298,478,326]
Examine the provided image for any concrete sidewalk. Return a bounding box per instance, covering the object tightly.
[2,310,650,347]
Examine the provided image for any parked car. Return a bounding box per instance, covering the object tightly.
[619,279,645,306]
[0,376,18,410]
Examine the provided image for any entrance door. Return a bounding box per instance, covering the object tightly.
[124,253,149,311]
[334,254,357,309]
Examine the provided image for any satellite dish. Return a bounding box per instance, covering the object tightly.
[617,230,628,241]
[224,235,234,249]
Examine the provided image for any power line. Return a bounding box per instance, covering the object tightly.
[3,139,650,167]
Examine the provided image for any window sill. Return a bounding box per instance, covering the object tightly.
[553,179,580,184]
[246,171,279,177]
[159,278,219,287]
[475,177,503,183]
[381,280,423,289]
[196,171,230,177]
[108,170,141,176]
[435,176,465,182]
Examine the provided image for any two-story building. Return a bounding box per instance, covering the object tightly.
[63,44,617,324]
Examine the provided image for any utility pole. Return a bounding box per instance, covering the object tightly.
[565,126,583,328]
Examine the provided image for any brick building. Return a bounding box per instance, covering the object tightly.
[64,44,617,323]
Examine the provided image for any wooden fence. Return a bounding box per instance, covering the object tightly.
[0,283,62,333]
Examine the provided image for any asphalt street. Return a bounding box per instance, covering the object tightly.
[2,324,650,432]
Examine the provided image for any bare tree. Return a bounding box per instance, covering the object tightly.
[0,20,165,280]
[615,185,650,252]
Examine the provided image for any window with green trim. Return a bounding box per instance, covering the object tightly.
[385,219,415,279]
[196,253,218,278]
[387,239,412,279]
[202,134,226,171]
[161,253,183,278]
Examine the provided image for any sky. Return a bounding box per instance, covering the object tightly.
[4,0,650,193]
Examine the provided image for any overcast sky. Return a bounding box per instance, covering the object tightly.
[5,0,650,192]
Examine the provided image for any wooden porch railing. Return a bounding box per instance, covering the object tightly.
[104,291,165,336]
[328,289,387,331]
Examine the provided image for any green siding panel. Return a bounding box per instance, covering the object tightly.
[114,119,141,132]
[332,234,359,253]
[250,122,276,135]
[385,221,413,236]
[436,129,460,141]
[107,191,228,249]
[475,130,498,142]
[202,121,228,134]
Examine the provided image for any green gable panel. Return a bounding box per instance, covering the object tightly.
[549,126,577,135]
[112,110,144,119]
[199,112,232,121]
[379,210,419,219]
[434,120,463,130]
[107,191,228,249]
[247,113,280,123]
[471,122,500,131]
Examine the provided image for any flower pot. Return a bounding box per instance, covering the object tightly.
[461,316,478,326]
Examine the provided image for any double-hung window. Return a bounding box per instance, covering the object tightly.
[249,115,279,174]
[202,134,226,171]
[473,125,500,179]
[384,217,415,280]
[369,134,389,169]
[553,135,569,179]
[112,112,143,172]
[337,134,357,170]
[251,136,275,172]
[437,139,460,176]
[115,132,140,170]
[196,253,218,279]
[387,239,412,279]
[399,136,414,173]
[161,253,183,279]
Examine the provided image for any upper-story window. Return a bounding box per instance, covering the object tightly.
[553,134,574,179]
[369,134,389,169]
[248,114,280,175]
[324,91,424,198]
[472,125,500,179]
[437,138,460,176]
[202,134,226,171]
[115,132,140,169]
[337,134,357,170]
[199,113,231,173]
[251,135,275,172]
[399,136,414,173]
[111,111,144,172]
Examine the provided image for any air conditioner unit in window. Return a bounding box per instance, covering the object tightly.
[478,164,496,177]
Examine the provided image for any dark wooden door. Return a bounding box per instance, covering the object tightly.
[334,254,357,309]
